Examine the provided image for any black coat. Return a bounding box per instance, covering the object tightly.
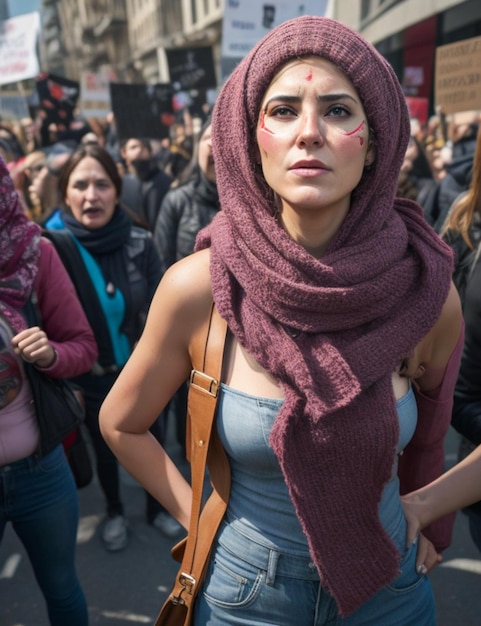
[153,173,219,273]
[121,165,173,231]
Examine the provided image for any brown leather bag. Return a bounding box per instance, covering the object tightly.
[155,304,229,626]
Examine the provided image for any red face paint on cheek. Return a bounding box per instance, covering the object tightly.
[343,120,366,146]
[257,111,279,154]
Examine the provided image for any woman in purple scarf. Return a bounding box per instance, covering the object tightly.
[100,16,463,624]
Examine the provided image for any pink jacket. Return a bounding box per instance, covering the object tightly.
[32,238,97,377]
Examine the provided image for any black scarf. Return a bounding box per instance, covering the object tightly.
[61,206,134,330]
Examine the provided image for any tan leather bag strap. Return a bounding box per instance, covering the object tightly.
[168,303,229,609]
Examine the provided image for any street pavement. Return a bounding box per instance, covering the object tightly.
[1,425,481,626]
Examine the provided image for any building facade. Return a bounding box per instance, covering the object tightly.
[39,0,480,118]
[125,0,222,84]
[41,0,131,81]
[335,0,481,119]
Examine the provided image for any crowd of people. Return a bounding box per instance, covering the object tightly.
[1,13,481,625]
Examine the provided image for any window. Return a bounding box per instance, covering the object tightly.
[361,0,371,20]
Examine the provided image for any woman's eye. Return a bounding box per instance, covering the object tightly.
[327,105,350,118]
[271,105,296,118]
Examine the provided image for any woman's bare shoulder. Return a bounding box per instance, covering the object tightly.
[149,248,213,338]
[161,248,212,305]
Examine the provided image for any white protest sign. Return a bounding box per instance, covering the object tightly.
[0,12,40,86]
[222,0,329,58]
[80,70,113,119]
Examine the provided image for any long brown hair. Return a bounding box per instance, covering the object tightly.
[440,123,481,249]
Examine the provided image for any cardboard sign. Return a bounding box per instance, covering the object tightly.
[109,82,175,140]
[35,73,80,130]
[165,46,217,91]
[435,35,481,115]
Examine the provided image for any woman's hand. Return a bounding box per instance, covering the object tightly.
[414,533,443,575]
[12,326,57,368]
[402,494,443,574]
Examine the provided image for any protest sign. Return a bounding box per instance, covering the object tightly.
[109,82,175,140]
[0,12,40,86]
[435,35,481,115]
[165,46,217,91]
[35,73,80,131]
[221,0,329,59]
[80,70,113,119]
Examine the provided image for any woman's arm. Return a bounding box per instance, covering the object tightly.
[398,282,464,551]
[402,444,481,543]
[99,249,212,530]
[13,239,98,376]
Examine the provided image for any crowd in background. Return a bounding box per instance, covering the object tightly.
[1,88,481,622]
[0,103,219,543]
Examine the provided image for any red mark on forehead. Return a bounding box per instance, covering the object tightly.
[305,69,313,81]
[344,120,365,146]
[260,110,275,134]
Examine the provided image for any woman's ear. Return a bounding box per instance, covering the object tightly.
[365,127,376,167]
[364,148,375,167]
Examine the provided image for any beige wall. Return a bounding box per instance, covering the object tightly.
[333,0,464,42]
[363,0,462,43]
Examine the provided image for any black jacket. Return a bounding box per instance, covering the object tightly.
[153,173,219,273]
[422,129,477,232]
[121,165,173,231]
[44,225,161,370]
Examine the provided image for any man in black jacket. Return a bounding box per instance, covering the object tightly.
[120,137,172,230]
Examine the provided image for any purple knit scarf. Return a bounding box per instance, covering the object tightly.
[0,155,41,333]
[196,17,453,616]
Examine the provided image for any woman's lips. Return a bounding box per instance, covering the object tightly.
[290,160,329,177]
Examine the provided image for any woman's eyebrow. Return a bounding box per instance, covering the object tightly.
[263,92,359,107]
[318,93,358,104]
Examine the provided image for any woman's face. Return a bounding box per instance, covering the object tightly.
[198,125,216,182]
[256,57,373,223]
[65,156,118,229]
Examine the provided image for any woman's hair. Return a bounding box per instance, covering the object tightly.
[58,144,122,202]
[440,124,481,248]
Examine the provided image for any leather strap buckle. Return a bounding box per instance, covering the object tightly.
[189,369,219,397]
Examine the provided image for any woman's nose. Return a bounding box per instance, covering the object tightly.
[296,113,325,147]
[85,184,97,199]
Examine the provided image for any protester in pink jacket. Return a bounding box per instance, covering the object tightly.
[0,154,97,626]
